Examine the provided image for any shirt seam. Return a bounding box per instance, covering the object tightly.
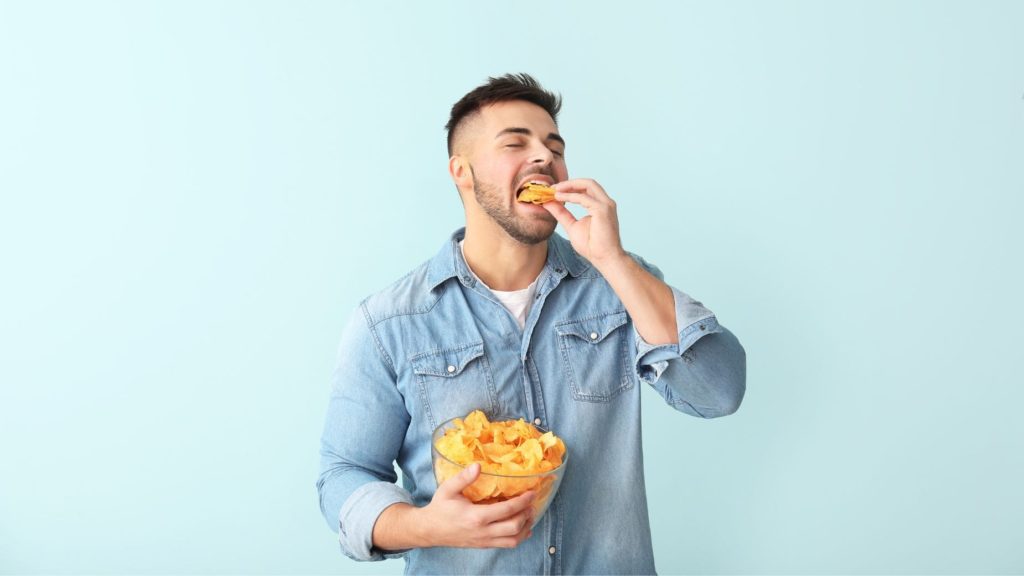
[360,300,397,378]
[365,281,447,325]
[552,308,628,327]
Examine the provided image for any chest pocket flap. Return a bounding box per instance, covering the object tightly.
[408,341,496,429]
[555,310,629,344]
[554,310,634,402]
[410,342,485,377]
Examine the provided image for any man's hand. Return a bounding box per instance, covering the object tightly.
[372,463,535,551]
[544,177,679,345]
[544,178,626,267]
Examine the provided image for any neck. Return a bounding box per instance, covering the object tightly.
[462,226,547,291]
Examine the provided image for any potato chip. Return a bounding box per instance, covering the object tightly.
[516,182,556,204]
[433,410,567,505]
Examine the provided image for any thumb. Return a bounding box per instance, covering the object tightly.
[542,200,577,230]
[437,462,480,498]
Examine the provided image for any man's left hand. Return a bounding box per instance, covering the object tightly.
[543,178,627,267]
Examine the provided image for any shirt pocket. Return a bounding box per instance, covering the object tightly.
[555,310,635,402]
[410,341,498,430]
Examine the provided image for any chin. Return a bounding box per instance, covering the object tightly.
[509,220,557,246]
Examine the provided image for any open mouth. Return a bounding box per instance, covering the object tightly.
[516,180,557,204]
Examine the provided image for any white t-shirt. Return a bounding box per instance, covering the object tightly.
[459,240,538,330]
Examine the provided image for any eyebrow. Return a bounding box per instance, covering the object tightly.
[495,127,566,147]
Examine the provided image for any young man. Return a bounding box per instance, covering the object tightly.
[318,73,746,574]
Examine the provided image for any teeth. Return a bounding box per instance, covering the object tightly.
[519,180,548,192]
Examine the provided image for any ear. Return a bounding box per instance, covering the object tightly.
[449,155,473,192]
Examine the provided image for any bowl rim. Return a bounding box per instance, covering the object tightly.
[431,414,569,478]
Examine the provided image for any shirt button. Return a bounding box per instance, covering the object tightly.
[589,332,599,340]
[548,546,556,555]
[533,418,542,426]
[446,365,456,373]
[699,324,706,331]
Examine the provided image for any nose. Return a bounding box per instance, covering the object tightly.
[529,141,554,165]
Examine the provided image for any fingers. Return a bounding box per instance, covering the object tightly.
[473,490,535,548]
[477,490,535,524]
[541,200,578,228]
[553,190,599,210]
[487,507,533,539]
[553,178,609,200]
[484,507,534,548]
[437,463,480,499]
[425,484,536,549]
[490,529,532,549]
[552,179,615,212]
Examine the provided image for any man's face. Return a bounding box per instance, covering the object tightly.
[456,100,569,245]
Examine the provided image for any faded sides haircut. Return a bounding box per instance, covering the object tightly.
[445,73,562,156]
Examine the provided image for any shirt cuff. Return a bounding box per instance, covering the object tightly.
[635,287,721,385]
[338,481,415,562]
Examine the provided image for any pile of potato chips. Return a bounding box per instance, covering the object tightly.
[433,410,567,504]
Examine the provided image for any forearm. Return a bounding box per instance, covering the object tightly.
[653,325,746,417]
[594,252,678,345]
[372,502,429,551]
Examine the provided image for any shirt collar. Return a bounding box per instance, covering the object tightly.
[547,230,591,278]
[426,227,590,293]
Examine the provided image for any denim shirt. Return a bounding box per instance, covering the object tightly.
[318,228,746,575]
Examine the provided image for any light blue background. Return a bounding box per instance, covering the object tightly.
[1,1,1021,573]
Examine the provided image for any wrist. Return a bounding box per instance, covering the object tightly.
[404,504,432,548]
[374,502,431,551]
[590,249,630,273]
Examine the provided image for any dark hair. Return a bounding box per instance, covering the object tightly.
[445,73,562,156]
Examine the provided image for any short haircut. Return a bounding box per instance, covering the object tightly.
[445,73,562,156]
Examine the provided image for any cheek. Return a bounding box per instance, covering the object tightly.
[482,156,518,175]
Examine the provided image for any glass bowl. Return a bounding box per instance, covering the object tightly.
[431,415,568,529]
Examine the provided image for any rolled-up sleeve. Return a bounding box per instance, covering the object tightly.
[630,255,747,418]
[317,303,413,561]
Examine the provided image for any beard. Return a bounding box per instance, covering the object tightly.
[471,166,557,246]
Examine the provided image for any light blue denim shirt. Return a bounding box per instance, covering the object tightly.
[318,228,746,575]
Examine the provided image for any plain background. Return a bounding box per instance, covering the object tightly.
[1,0,1022,573]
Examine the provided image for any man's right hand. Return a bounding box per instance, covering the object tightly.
[372,463,535,551]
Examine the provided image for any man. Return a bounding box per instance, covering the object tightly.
[318,73,746,574]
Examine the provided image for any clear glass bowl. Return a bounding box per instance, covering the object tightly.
[431,415,568,529]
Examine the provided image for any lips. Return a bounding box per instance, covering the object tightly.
[516,175,554,195]
[516,181,557,204]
